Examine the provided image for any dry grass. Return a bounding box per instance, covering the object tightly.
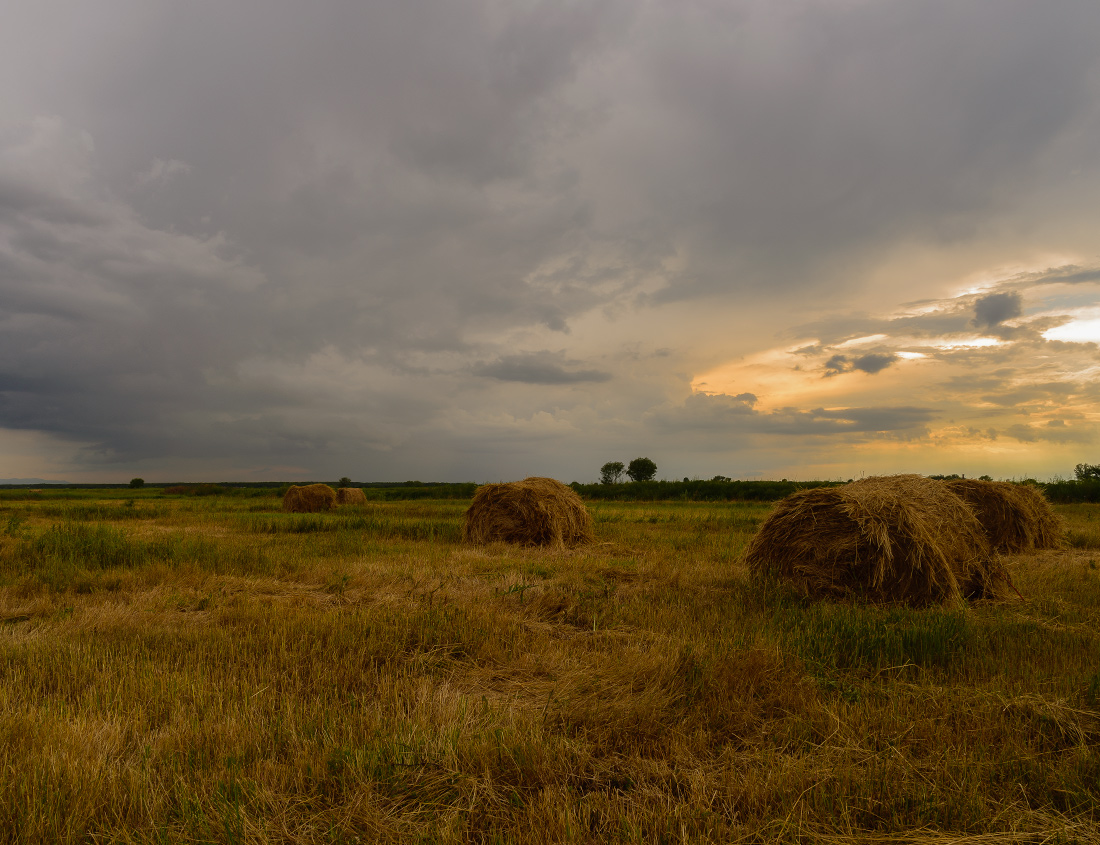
[945,479,1064,553]
[743,475,1009,606]
[283,483,337,513]
[464,476,593,549]
[0,489,1097,843]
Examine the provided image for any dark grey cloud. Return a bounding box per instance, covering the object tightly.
[977,382,1081,408]
[794,306,974,350]
[473,352,612,385]
[646,392,759,433]
[648,392,933,438]
[939,370,1021,395]
[761,406,936,437]
[1005,421,1092,444]
[824,352,897,376]
[973,292,1023,329]
[852,353,898,374]
[631,1,1100,302]
[1023,265,1100,288]
[0,178,105,227]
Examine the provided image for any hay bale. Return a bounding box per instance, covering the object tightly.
[335,487,367,506]
[944,479,1063,553]
[744,475,1006,606]
[464,477,593,548]
[282,483,337,513]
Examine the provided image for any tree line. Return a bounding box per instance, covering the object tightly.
[600,458,657,484]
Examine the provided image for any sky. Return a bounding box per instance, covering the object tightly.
[2,0,1100,484]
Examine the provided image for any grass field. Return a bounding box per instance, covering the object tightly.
[0,489,1098,844]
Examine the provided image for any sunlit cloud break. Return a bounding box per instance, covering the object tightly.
[1043,316,1100,344]
[689,264,1100,478]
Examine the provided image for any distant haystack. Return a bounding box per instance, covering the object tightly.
[283,483,337,513]
[335,487,367,506]
[945,479,1063,553]
[744,475,1007,606]
[464,477,593,549]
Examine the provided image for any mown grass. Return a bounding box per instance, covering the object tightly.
[0,491,1097,843]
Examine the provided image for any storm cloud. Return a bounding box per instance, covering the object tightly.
[473,352,612,385]
[2,1,1100,482]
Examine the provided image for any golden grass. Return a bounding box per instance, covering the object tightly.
[0,491,1097,843]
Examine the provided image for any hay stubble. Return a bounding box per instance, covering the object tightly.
[0,489,1096,843]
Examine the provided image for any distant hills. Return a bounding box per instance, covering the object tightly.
[0,478,73,485]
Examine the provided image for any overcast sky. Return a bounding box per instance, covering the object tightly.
[3,0,1100,483]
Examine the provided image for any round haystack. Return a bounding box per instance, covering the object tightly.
[335,486,367,506]
[944,479,1063,553]
[283,483,337,513]
[743,475,1007,606]
[463,476,593,549]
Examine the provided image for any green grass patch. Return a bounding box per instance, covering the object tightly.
[35,501,170,521]
[772,601,975,674]
[237,511,463,542]
[14,522,180,570]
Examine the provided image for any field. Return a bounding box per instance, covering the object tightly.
[0,489,1098,844]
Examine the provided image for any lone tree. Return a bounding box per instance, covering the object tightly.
[600,461,625,484]
[337,476,353,488]
[1075,463,1100,481]
[129,478,144,489]
[627,457,657,482]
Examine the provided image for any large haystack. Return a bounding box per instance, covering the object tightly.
[335,486,367,506]
[283,483,337,513]
[464,477,593,549]
[944,479,1063,553]
[744,475,1006,606]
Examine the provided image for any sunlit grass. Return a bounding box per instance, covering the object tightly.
[0,492,1097,843]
